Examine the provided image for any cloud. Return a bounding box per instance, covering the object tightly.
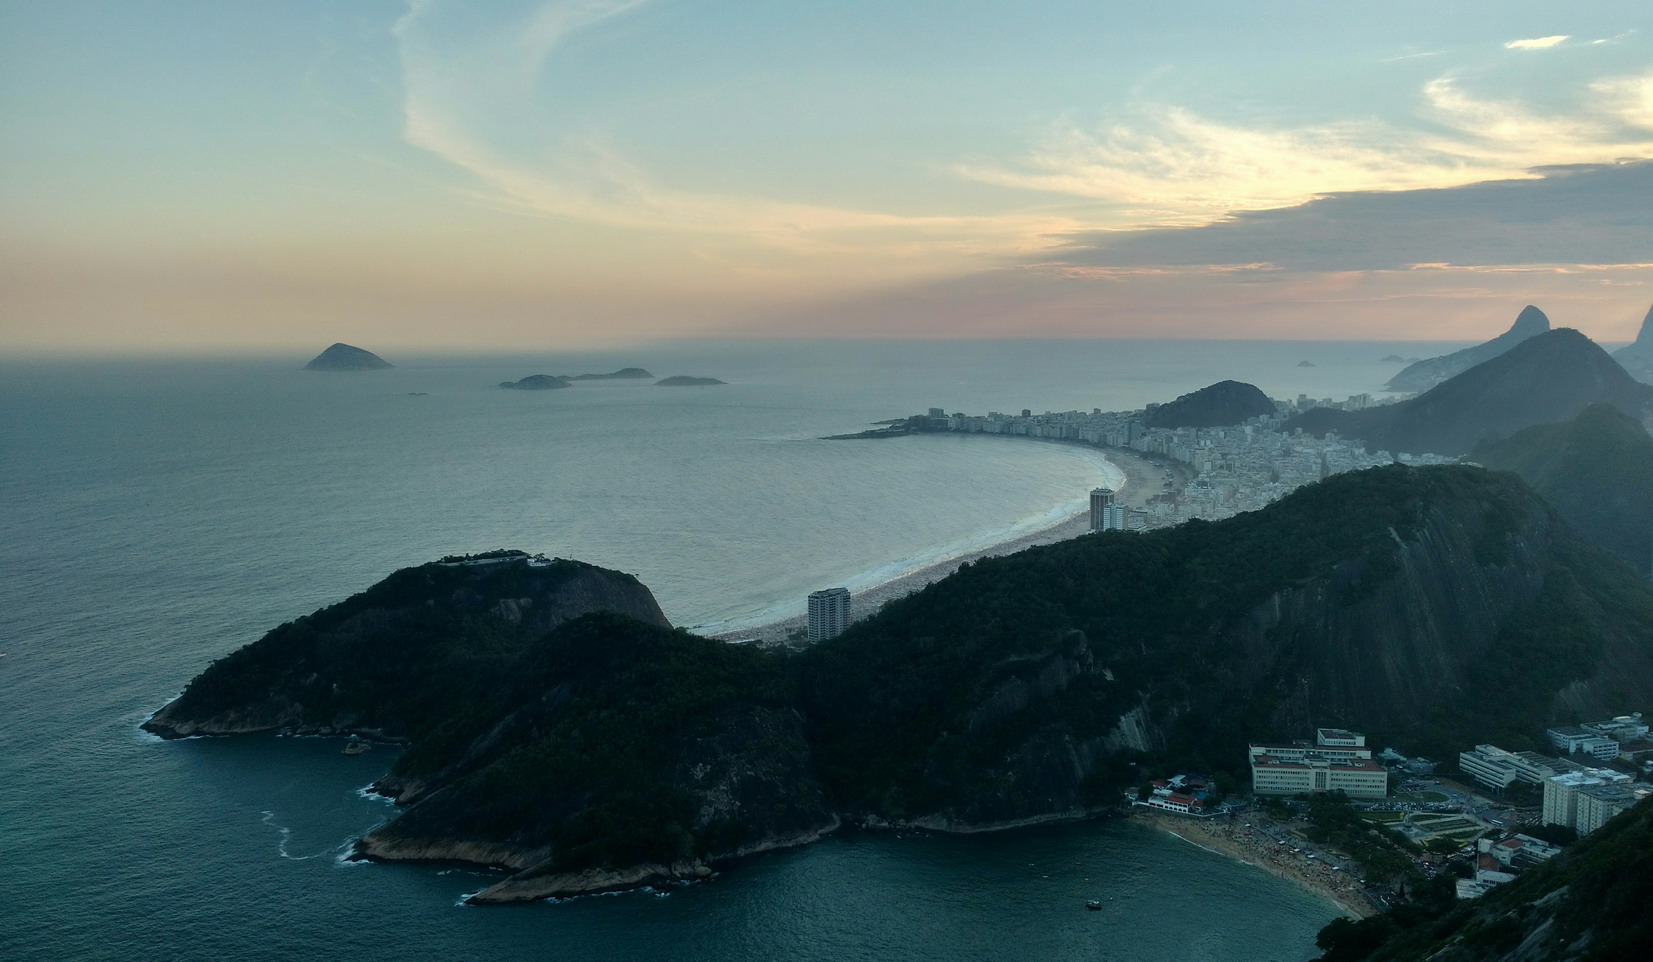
[958,70,1653,227]
[390,0,1070,268]
[1504,36,1570,50]
[1045,161,1653,272]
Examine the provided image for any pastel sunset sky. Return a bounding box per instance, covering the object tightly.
[3,1,1650,353]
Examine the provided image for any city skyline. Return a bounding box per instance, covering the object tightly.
[3,1,1651,354]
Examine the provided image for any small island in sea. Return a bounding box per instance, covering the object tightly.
[499,375,570,390]
[303,343,393,371]
[656,375,727,386]
[561,368,654,380]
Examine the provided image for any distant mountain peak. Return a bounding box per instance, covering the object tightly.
[1611,302,1653,385]
[1510,304,1551,337]
[1385,305,1551,393]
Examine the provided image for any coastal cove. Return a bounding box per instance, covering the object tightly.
[0,341,1450,960]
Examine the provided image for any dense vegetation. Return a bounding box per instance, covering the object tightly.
[1315,797,1653,961]
[1142,379,1276,429]
[1472,403,1653,576]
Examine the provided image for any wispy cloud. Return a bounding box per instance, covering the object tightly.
[957,71,1653,225]
[391,0,1071,269]
[1504,35,1570,50]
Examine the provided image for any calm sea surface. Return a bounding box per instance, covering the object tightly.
[0,339,1452,960]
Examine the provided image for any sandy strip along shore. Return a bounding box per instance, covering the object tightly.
[1132,810,1381,919]
[714,446,1177,645]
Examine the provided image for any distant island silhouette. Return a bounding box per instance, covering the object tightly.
[303,343,392,371]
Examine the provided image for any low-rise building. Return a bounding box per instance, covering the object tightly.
[1457,745,1571,791]
[1250,729,1388,798]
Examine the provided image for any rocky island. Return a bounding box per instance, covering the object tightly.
[148,467,1653,904]
[499,375,570,390]
[656,376,727,386]
[560,368,654,380]
[303,343,393,371]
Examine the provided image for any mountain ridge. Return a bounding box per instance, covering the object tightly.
[1386,305,1550,393]
[1289,329,1653,456]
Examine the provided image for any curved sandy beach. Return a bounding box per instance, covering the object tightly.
[1132,811,1381,919]
[713,445,1178,645]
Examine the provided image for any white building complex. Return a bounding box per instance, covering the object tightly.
[1457,745,1576,792]
[1542,769,1653,835]
[806,587,851,642]
[1249,728,1389,799]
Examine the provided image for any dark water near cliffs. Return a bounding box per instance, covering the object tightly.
[0,339,1448,960]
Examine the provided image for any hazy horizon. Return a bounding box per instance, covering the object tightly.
[3,2,1650,353]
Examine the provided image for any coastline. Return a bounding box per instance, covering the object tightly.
[713,445,1175,644]
[1131,811,1380,920]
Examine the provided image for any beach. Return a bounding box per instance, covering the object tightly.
[718,445,1177,645]
[1133,810,1381,919]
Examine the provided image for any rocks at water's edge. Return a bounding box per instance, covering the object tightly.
[303,343,393,371]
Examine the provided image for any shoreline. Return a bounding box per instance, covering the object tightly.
[712,445,1176,644]
[1131,811,1380,920]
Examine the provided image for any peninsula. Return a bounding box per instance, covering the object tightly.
[147,468,1653,904]
[303,343,393,371]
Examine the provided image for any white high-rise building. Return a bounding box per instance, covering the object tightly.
[807,587,851,642]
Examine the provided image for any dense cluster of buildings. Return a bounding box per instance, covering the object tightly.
[917,396,1452,528]
[1457,833,1563,899]
[1249,729,1390,799]
[1135,774,1220,816]
[1457,713,1653,838]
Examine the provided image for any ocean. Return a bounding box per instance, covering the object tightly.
[0,338,1455,960]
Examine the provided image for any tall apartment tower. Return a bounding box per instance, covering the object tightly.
[1090,487,1127,532]
[1089,487,1115,531]
[807,587,852,642]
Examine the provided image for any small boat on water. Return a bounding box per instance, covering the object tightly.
[343,736,371,756]
[1085,900,1103,911]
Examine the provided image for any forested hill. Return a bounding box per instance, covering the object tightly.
[151,466,1653,903]
[1472,403,1653,576]
[1314,797,1653,961]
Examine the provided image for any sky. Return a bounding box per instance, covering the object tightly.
[2,0,1651,354]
